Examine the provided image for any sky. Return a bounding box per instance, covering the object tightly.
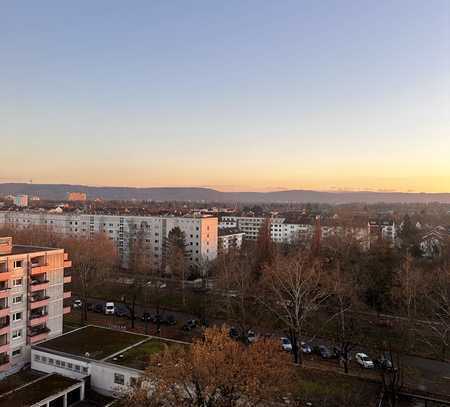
[1,1,449,192]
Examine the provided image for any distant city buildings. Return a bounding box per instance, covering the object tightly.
[367,218,396,247]
[0,236,72,378]
[67,192,87,202]
[0,212,218,270]
[13,195,28,207]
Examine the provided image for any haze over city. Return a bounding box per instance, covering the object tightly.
[1,0,449,192]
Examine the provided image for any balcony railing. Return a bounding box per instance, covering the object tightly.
[29,326,50,337]
[0,287,10,299]
[30,311,48,320]
[30,280,49,292]
[30,295,50,303]
[0,354,10,371]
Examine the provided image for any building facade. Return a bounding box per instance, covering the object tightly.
[218,228,245,254]
[13,195,28,207]
[67,192,87,202]
[0,212,218,270]
[0,236,72,378]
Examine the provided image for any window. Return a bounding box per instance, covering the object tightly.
[41,356,47,363]
[11,277,20,285]
[55,360,61,367]
[12,329,22,340]
[75,365,80,372]
[60,361,66,368]
[13,260,23,269]
[12,312,22,322]
[12,348,21,357]
[12,295,22,304]
[67,363,73,369]
[130,377,138,387]
[48,358,54,365]
[82,367,88,374]
[114,373,125,385]
[34,354,40,361]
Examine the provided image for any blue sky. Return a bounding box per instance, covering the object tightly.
[1,1,449,192]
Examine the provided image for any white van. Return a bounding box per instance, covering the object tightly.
[105,302,115,315]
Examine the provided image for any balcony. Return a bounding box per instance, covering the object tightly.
[0,303,9,319]
[30,279,49,292]
[64,253,69,261]
[0,286,10,299]
[0,271,12,282]
[30,296,50,310]
[30,265,50,276]
[29,313,49,327]
[28,326,50,344]
[0,318,9,336]
[63,306,71,315]
[64,260,72,268]
[0,354,10,372]
[63,275,72,284]
[63,291,71,300]
[0,343,9,354]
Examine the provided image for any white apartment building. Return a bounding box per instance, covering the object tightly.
[219,216,314,243]
[0,212,218,270]
[218,229,245,254]
[0,236,72,379]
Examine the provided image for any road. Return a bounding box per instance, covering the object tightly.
[71,296,450,398]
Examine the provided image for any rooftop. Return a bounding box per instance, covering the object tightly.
[9,245,60,256]
[105,338,170,370]
[218,228,244,236]
[0,373,80,407]
[36,325,148,360]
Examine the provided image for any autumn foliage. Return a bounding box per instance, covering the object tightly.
[121,326,294,406]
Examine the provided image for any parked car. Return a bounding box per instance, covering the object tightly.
[301,341,312,354]
[93,303,105,313]
[141,312,152,322]
[316,345,333,359]
[166,315,177,326]
[355,353,374,369]
[151,314,164,324]
[229,327,239,339]
[105,302,115,315]
[281,337,292,352]
[247,330,256,343]
[73,299,82,309]
[86,302,93,311]
[374,353,394,370]
[115,305,130,318]
[182,320,197,331]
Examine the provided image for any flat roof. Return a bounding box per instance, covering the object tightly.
[0,373,80,407]
[0,370,44,395]
[36,325,148,360]
[0,245,60,257]
[105,338,175,370]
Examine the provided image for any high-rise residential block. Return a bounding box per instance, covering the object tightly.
[0,236,72,378]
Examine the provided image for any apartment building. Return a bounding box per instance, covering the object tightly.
[368,219,396,247]
[13,195,28,207]
[219,216,314,243]
[0,236,72,378]
[67,192,87,202]
[218,228,245,254]
[0,212,218,269]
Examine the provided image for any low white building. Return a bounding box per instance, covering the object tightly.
[31,325,188,397]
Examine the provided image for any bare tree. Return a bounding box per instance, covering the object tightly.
[165,227,188,306]
[261,252,327,364]
[65,234,118,323]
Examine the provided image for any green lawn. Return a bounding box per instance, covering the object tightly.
[37,325,147,360]
[106,339,169,370]
[294,368,381,407]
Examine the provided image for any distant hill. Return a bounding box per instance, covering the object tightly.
[1,183,450,204]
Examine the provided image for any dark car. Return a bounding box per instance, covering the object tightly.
[229,327,239,339]
[86,302,93,311]
[374,353,394,370]
[115,306,130,318]
[166,315,177,326]
[93,303,105,313]
[182,320,197,331]
[141,312,152,322]
[151,314,164,325]
[316,345,333,359]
